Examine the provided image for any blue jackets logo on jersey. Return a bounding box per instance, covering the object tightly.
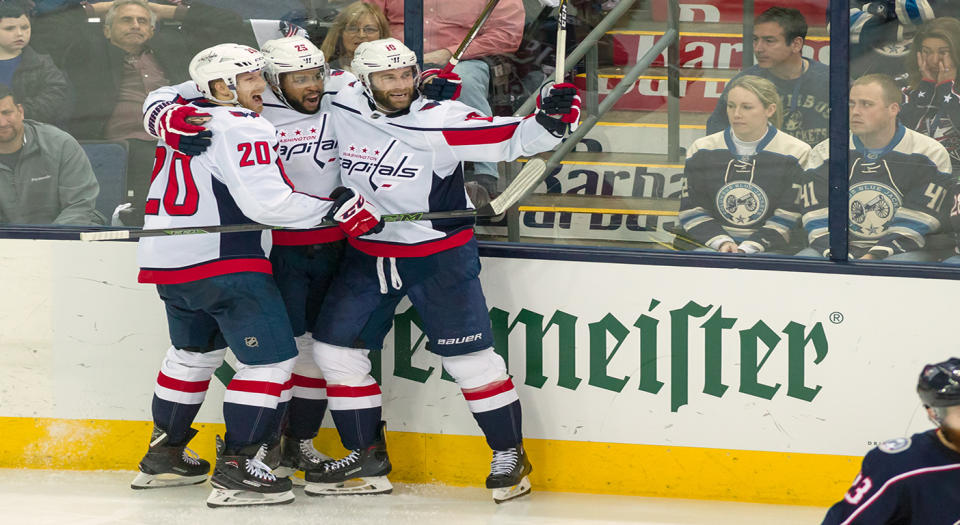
[878,437,911,454]
[716,181,768,226]
[848,182,901,238]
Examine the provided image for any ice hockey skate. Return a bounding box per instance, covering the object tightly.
[303,421,392,496]
[130,426,209,489]
[486,446,532,503]
[206,435,295,508]
[271,435,332,485]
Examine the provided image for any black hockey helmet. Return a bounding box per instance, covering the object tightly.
[917,357,960,408]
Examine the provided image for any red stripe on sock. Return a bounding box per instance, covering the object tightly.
[326,383,381,398]
[156,371,211,393]
[227,378,290,397]
[292,374,327,388]
[462,378,515,401]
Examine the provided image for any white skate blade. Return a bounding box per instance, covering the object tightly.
[130,471,207,490]
[303,476,393,496]
[492,475,531,503]
[205,487,295,508]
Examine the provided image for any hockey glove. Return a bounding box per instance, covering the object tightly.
[149,103,213,156]
[419,68,462,101]
[535,82,581,137]
[326,187,384,238]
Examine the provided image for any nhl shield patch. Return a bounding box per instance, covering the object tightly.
[244,336,259,348]
[878,437,911,454]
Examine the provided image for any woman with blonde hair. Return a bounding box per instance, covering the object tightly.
[321,2,390,73]
[901,17,960,174]
[677,75,810,254]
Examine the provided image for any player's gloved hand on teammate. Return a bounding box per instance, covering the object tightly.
[419,68,462,101]
[535,82,581,137]
[150,103,213,156]
[326,186,385,237]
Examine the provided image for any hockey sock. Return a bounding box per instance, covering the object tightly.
[286,396,328,440]
[151,346,224,446]
[284,371,328,440]
[329,406,382,451]
[326,378,383,450]
[151,394,203,446]
[222,359,294,452]
[463,379,523,450]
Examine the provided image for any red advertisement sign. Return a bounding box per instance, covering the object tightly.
[649,0,827,25]
[611,32,830,69]
[573,74,725,113]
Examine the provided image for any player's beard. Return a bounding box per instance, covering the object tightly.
[941,425,960,448]
[371,86,415,113]
[287,92,322,115]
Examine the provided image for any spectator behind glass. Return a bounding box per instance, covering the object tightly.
[0,0,71,126]
[678,75,810,254]
[32,0,250,226]
[320,1,389,73]
[707,7,830,147]
[0,83,103,226]
[900,17,960,176]
[799,74,953,261]
[368,0,526,196]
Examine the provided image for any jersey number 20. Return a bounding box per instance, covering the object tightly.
[151,147,198,216]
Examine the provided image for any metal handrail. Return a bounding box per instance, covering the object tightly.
[503,1,681,241]
[540,29,678,176]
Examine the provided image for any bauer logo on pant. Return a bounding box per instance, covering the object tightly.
[244,337,259,348]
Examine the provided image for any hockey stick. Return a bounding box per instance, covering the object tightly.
[442,0,503,73]
[79,159,547,241]
[555,0,568,83]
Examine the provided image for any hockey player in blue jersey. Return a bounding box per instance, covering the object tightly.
[822,357,960,524]
[130,43,382,507]
[301,38,581,503]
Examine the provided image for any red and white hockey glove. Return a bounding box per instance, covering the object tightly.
[535,82,581,136]
[147,103,213,156]
[326,187,384,238]
[419,68,462,101]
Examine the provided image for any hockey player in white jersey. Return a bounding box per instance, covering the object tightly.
[304,38,581,503]
[140,35,460,482]
[131,43,381,508]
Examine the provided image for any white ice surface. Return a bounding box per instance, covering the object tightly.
[0,469,828,525]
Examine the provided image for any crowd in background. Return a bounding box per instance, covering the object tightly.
[8,0,960,263]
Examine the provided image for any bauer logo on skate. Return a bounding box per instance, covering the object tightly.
[390,299,829,413]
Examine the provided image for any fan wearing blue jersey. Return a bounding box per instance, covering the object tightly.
[130,43,381,508]
[679,75,810,253]
[822,357,960,525]
[799,74,953,260]
[301,38,580,503]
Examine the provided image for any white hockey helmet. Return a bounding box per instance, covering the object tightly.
[261,36,327,108]
[189,43,266,104]
[351,38,420,107]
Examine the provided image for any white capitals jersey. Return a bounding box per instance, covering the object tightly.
[137,102,334,284]
[330,81,562,257]
[143,70,356,246]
